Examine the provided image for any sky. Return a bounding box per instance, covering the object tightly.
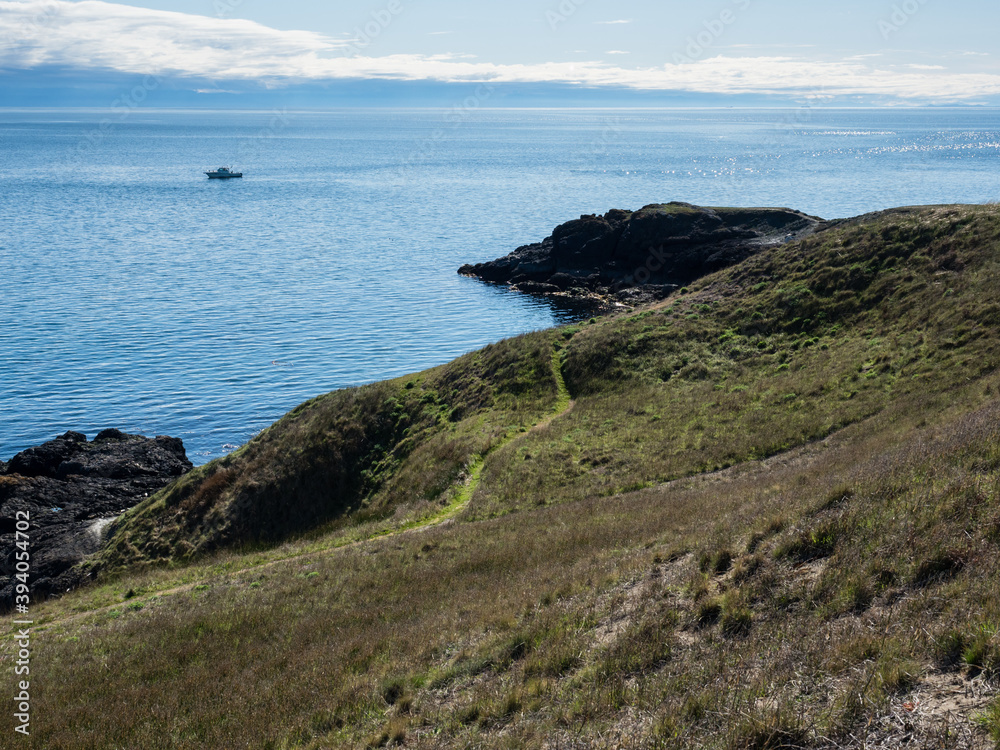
[2,0,1000,107]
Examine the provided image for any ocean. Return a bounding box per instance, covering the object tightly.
[2,107,998,464]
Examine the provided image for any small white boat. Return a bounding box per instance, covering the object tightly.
[205,166,242,179]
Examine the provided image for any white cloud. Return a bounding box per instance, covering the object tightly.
[596,19,632,25]
[0,0,345,78]
[1,1,999,102]
[605,51,629,56]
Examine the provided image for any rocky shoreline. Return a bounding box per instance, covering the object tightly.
[459,202,823,305]
[0,429,191,609]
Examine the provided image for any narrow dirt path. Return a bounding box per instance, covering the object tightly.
[37,339,580,630]
[529,345,575,433]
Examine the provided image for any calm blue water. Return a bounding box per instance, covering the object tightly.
[2,108,999,464]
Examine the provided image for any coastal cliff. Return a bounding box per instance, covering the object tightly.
[459,201,822,303]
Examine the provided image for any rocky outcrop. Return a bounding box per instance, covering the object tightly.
[0,430,192,608]
[459,202,823,304]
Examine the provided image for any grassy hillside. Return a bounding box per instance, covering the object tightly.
[96,330,563,569]
[470,205,1000,517]
[8,205,1000,749]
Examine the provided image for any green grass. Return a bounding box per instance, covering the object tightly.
[466,205,1000,519]
[10,204,1000,749]
[95,329,565,571]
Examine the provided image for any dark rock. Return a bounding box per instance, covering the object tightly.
[549,272,598,290]
[460,202,824,303]
[7,433,82,478]
[94,428,128,442]
[514,281,562,294]
[0,431,192,610]
[614,285,679,305]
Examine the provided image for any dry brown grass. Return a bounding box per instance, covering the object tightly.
[8,367,998,748]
